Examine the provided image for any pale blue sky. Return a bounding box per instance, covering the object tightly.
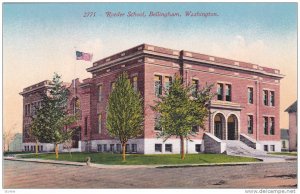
[3,3,297,132]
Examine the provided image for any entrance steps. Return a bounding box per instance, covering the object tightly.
[224,140,287,162]
[224,140,266,156]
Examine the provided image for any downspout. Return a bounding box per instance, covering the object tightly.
[179,50,184,83]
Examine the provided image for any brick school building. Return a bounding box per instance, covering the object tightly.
[20,44,284,154]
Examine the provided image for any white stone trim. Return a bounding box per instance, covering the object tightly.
[256,141,281,152]
[88,139,144,153]
[22,143,55,152]
[144,138,203,154]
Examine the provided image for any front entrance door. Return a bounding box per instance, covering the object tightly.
[214,113,225,140]
[227,122,235,140]
[227,114,238,140]
[214,122,222,139]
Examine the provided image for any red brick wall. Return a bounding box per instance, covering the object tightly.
[289,112,297,151]
[89,61,145,141]
[22,44,282,145]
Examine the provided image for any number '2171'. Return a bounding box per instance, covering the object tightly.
[83,12,96,17]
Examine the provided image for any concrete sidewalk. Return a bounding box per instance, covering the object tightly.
[3,156,294,169]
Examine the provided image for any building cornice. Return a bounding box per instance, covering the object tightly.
[86,43,285,80]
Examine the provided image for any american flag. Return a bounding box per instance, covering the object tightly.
[76,51,93,61]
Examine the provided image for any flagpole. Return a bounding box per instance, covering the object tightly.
[73,46,76,91]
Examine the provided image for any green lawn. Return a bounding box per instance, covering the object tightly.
[3,151,28,156]
[268,152,297,156]
[18,152,259,165]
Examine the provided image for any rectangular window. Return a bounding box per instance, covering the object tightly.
[98,114,102,134]
[154,114,162,131]
[165,144,172,152]
[131,144,137,153]
[133,76,138,92]
[24,125,29,138]
[41,145,43,152]
[264,145,268,151]
[270,91,275,106]
[154,75,162,96]
[165,76,172,92]
[217,83,223,100]
[192,126,199,132]
[84,117,88,136]
[155,144,162,152]
[31,103,36,115]
[248,115,253,134]
[125,144,130,153]
[103,144,107,152]
[264,117,268,135]
[98,85,102,102]
[225,84,231,102]
[191,79,199,98]
[270,117,275,135]
[28,104,31,115]
[97,144,102,152]
[116,144,121,153]
[282,141,286,149]
[248,87,253,104]
[270,145,275,152]
[195,144,201,152]
[263,90,268,106]
[111,82,115,92]
[25,104,31,116]
[110,144,114,152]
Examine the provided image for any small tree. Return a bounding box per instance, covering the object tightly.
[63,139,73,158]
[3,124,17,152]
[106,72,144,161]
[30,73,76,159]
[152,75,214,160]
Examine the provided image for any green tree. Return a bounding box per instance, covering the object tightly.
[106,72,144,161]
[30,73,76,159]
[152,75,215,160]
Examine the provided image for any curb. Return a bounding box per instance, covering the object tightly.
[3,157,276,169]
[4,157,86,167]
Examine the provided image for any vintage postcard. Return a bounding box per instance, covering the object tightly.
[2,2,298,193]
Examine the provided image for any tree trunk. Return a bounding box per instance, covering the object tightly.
[55,144,59,159]
[122,143,126,161]
[180,136,185,160]
[35,141,38,157]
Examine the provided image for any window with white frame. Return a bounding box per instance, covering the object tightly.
[116,144,121,153]
[98,114,102,134]
[247,115,253,134]
[155,144,162,152]
[248,87,253,104]
[133,76,138,92]
[110,144,114,152]
[195,144,201,152]
[270,117,275,135]
[98,85,102,102]
[263,117,268,135]
[131,144,137,153]
[154,75,162,96]
[217,83,223,100]
[263,90,268,106]
[270,91,275,106]
[165,144,172,152]
[165,76,172,93]
[225,84,232,102]
[191,79,199,98]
